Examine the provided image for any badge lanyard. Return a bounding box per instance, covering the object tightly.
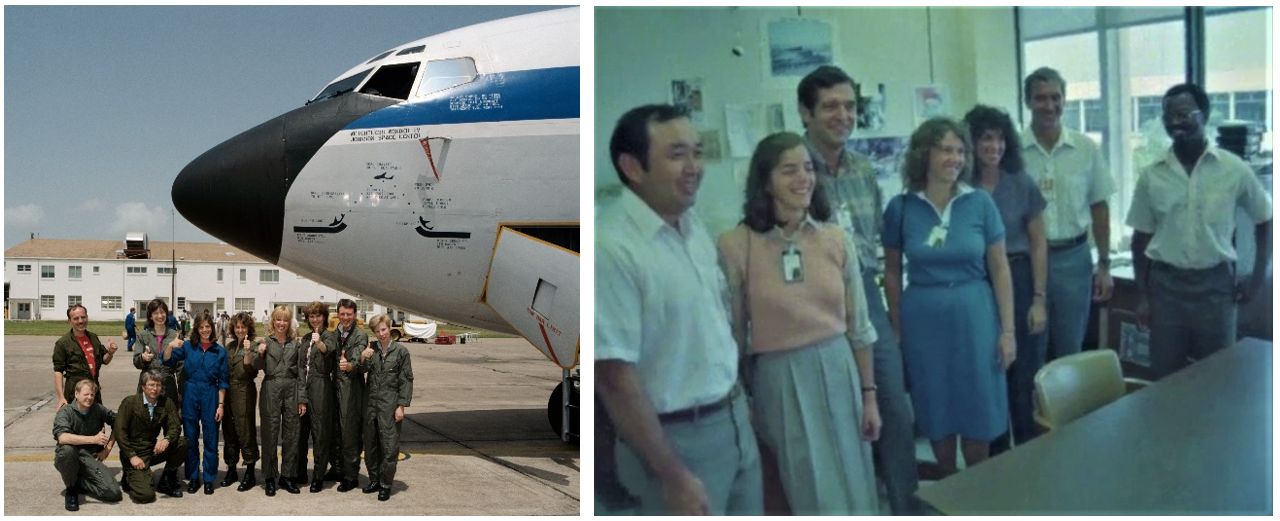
[778,226,804,283]
[926,196,957,248]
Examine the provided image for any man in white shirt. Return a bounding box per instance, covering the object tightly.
[1021,67,1115,360]
[1127,83,1272,379]
[596,104,762,515]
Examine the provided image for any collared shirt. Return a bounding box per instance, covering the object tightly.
[1021,127,1115,240]
[1126,145,1273,269]
[986,170,1047,255]
[717,215,877,354]
[884,184,1006,286]
[142,393,157,420]
[809,140,884,270]
[596,188,739,414]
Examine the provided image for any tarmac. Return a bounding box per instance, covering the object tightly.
[3,335,580,516]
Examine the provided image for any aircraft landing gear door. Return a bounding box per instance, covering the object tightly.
[482,226,580,442]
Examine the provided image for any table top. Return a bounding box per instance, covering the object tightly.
[916,338,1273,515]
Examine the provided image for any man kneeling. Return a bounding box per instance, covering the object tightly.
[116,370,189,503]
[53,379,123,511]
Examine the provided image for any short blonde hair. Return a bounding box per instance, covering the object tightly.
[270,305,295,340]
[74,378,99,394]
[367,313,391,333]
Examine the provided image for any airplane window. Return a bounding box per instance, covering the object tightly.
[396,45,425,56]
[308,67,374,105]
[364,50,395,65]
[418,57,478,96]
[359,62,421,101]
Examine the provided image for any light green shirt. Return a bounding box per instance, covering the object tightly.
[1021,127,1115,241]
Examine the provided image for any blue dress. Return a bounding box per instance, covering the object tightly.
[883,187,1008,442]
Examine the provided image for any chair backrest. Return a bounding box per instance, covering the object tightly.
[1034,349,1127,429]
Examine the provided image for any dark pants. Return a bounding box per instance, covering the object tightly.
[55,445,123,502]
[363,407,403,489]
[991,255,1048,455]
[119,438,189,503]
[1149,261,1237,380]
[260,376,301,480]
[334,374,365,481]
[860,269,920,514]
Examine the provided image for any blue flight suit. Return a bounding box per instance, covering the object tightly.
[163,340,230,483]
[125,312,137,351]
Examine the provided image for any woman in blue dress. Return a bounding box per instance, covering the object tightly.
[882,117,1015,476]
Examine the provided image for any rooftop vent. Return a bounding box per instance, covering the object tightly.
[121,232,150,259]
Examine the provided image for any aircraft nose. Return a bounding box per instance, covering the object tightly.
[172,94,399,263]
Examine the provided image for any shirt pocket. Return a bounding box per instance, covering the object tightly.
[1204,190,1239,230]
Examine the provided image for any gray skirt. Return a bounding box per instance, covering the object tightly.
[752,334,879,515]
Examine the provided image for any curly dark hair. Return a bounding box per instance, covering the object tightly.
[229,312,256,344]
[742,132,832,233]
[303,300,330,330]
[963,104,1025,182]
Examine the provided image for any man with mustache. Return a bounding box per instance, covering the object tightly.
[1127,82,1272,379]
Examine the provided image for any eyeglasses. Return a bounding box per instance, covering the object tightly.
[1162,109,1202,124]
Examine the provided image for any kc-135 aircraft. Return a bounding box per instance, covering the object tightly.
[172,7,580,440]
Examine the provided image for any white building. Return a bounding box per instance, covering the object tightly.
[4,235,421,324]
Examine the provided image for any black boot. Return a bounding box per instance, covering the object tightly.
[187,478,201,494]
[337,478,358,492]
[238,465,256,492]
[278,477,300,494]
[264,478,277,497]
[378,485,391,501]
[64,487,79,512]
[310,471,324,493]
[159,470,183,498]
[220,467,239,487]
[362,481,380,494]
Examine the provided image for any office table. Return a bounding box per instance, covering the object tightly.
[916,338,1273,515]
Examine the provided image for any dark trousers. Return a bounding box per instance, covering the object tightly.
[259,377,301,480]
[1149,261,1237,380]
[55,445,123,502]
[363,407,403,489]
[120,438,189,503]
[860,269,920,514]
[991,255,1048,455]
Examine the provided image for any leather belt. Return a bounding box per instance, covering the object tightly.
[1048,233,1087,251]
[658,385,740,424]
[1007,252,1030,263]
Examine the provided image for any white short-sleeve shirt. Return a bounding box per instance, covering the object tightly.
[1021,128,1116,241]
[1126,146,1273,269]
[595,188,739,414]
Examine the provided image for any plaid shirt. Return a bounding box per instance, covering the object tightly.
[809,141,883,271]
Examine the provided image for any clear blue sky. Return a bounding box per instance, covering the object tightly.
[4,5,563,250]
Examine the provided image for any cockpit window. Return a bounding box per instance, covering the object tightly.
[418,57,478,96]
[396,45,425,56]
[308,67,374,105]
[365,50,395,65]
[358,62,421,101]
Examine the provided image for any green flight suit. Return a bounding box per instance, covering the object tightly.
[115,393,187,503]
[53,329,109,405]
[134,329,183,403]
[331,323,368,481]
[294,328,337,480]
[52,401,122,502]
[251,335,306,480]
[357,340,413,489]
[223,339,260,468]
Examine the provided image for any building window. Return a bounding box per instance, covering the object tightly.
[216,297,225,312]
[359,300,375,314]
[102,296,123,310]
[17,264,31,273]
[1082,99,1105,133]
[1208,92,1231,124]
[68,266,82,279]
[92,266,100,275]
[1134,96,1163,132]
[127,266,147,275]
[217,268,223,282]
[240,269,246,282]
[68,295,82,308]
[1233,90,1269,129]
[157,267,176,275]
[234,298,255,312]
[260,269,280,283]
[41,295,55,309]
[41,265,54,279]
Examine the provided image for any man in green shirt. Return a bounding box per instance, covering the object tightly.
[53,305,118,408]
[53,379,122,511]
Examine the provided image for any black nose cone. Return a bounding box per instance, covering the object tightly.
[172,93,399,263]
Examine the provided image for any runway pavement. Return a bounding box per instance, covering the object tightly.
[3,334,579,515]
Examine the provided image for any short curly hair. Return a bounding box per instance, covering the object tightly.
[962,104,1025,181]
[901,117,973,193]
[302,301,330,329]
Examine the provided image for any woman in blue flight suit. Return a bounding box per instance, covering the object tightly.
[162,311,230,495]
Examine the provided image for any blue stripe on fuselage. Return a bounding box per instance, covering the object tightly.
[343,66,579,130]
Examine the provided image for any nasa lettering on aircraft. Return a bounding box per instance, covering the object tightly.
[174,7,581,438]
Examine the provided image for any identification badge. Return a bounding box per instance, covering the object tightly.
[926,225,948,247]
[837,206,853,232]
[782,245,804,283]
[1038,175,1055,195]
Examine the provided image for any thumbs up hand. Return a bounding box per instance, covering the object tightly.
[94,427,110,446]
[258,339,268,357]
[107,339,119,355]
[361,342,374,362]
[311,331,320,345]
[339,351,351,373]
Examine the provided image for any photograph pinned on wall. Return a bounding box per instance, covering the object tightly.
[767,103,786,134]
[914,84,951,125]
[764,17,835,83]
[858,83,887,131]
[848,136,908,197]
[671,77,706,125]
[699,130,723,162]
